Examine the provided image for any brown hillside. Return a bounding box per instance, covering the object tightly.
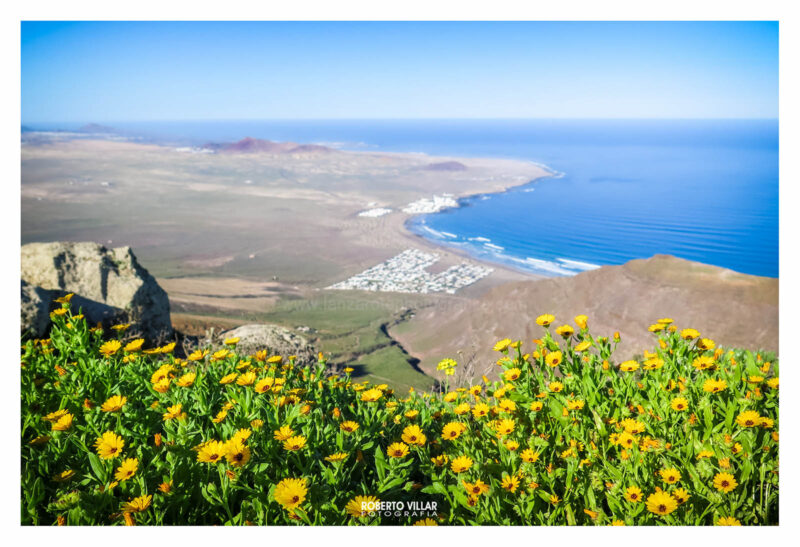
[390,254,778,378]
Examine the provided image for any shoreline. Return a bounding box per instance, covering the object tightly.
[395,167,594,279]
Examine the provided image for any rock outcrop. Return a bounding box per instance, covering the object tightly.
[217,324,317,364]
[20,242,172,340]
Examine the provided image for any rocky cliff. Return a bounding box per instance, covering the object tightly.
[20,241,172,340]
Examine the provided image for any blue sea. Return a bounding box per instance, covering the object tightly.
[28,119,779,277]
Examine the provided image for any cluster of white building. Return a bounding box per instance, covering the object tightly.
[357,207,393,217]
[401,194,459,214]
[326,249,493,294]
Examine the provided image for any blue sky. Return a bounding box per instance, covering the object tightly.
[21,21,778,123]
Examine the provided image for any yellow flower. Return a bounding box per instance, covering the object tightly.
[212,349,231,360]
[283,435,307,451]
[324,452,348,463]
[697,338,715,350]
[574,341,591,352]
[401,425,427,446]
[223,336,240,346]
[437,358,458,375]
[692,356,716,370]
[99,340,122,357]
[162,403,184,421]
[545,351,563,368]
[501,475,520,492]
[225,440,251,467]
[122,495,152,513]
[123,339,144,353]
[345,495,379,518]
[54,292,74,304]
[274,478,308,511]
[197,440,226,464]
[646,491,677,516]
[521,449,540,463]
[567,399,585,411]
[219,373,237,385]
[101,395,127,413]
[236,371,256,386]
[493,339,512,352]
[211,409,228,423]
[443,391,458,403]
[340,421,359,433]
[29,435,51,446]
[472,402,490,419]
[717,516,742,526]
[574,314,588,329]
[530,401,544,412]
[52,469,76,482]
[766,377,779,389]
[680,328,700,340]
[619,360,639,372]
[702,378,727,393]
[387,442,410,458]
[697,450,714,459]
[624,486,643,502]
[736,410,762,428]
[94,431,125,459]
[51,413,74,431]
[450,455,473,473]
[504,367,521,381]
[176,372,196,387]
[413,518,438,526]
[536,314,555,327]
[548,381,564,393]
[672,487,690,504]
[713,472,738,493]
[114,458,138,481]
[361,388,383,402]
[187,349,209,361]
[442,422,466,440]
[494,418,515,436]
[498,399,517,412]
[555,325,574,338]
[153,377,170,393]
[648,323,665,332]
[504,440,520,451]
[670,397,689,412]
[454,402,471,415]
[660,468,681,484]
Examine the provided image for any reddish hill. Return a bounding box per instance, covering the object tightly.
[423,161,468,171]
[204,137,333,155]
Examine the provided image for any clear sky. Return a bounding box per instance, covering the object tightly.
[21,21,778,123]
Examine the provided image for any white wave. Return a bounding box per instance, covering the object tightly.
[420,225,451,239]
[440,231,458,239]
[524,257,576,276]
[469,236,491,242]
[557,258,601,271]
[484,243,505,251]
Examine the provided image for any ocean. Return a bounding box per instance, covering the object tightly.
[28,119,779,278]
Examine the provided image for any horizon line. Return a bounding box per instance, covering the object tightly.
[23,116,780,126]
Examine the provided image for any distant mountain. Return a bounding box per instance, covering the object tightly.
[78,123,116,134]
[203,137,333,155]
[423,161,468,171]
